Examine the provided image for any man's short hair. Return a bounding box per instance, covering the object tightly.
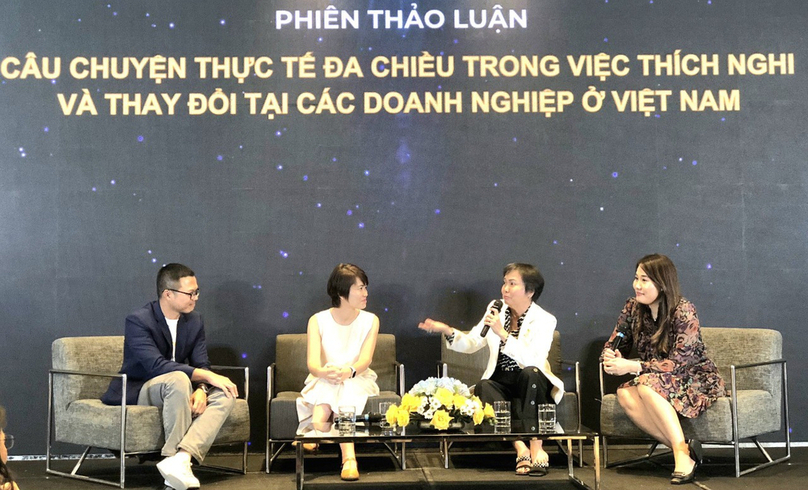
[327,263,368,307]
[156,263,195,298]
[503,263,544,303]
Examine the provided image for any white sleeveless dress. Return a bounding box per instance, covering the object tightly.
[296,309,380,427]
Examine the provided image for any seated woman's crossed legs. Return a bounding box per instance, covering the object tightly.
[616,385,695,476]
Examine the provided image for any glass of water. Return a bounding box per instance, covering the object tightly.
[379,402,393,430]
[337,405,356,435]
[538,403,556,434]
[493,400,511,433]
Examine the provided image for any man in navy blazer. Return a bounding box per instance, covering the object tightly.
[101,263,238,490]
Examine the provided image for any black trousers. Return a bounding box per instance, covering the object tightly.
[475,366,553,433]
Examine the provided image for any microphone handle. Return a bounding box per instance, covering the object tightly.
[611,332,625,351]
[360,412,382,423]
[479,300,503,337]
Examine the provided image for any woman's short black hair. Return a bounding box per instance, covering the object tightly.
[503,263,544,303]
[327,263,368,307]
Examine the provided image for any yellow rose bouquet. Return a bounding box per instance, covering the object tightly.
[383,377,495,430]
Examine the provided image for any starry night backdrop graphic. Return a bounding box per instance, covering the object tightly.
[1,1,806,453]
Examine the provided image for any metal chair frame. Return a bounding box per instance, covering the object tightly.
[598,359,790,477]
[47,365,249,488]
[265,362,405,473]
[437,358,584,468]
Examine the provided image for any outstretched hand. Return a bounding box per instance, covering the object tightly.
[418,318,451,335]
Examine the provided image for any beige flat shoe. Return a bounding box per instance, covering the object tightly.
[341,458,359,481]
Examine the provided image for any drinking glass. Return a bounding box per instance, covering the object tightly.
[538,403,556,434]
[379,402,393,429]
[493,400,511,434]
[337,406,356,435]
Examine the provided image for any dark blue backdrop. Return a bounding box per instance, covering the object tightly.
[1,0,805,454]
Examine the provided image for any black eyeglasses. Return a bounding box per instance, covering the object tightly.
[168,289,200,299]
[2,434,13,449]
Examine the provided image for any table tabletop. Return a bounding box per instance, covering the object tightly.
[295,420,595,443]
[293,421,600,490]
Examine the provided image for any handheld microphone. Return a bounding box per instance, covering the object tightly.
[360,412,382,423]
[611,324,630,351]
[480,300,504,337]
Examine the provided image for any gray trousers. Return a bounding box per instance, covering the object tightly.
[138,371,235,463]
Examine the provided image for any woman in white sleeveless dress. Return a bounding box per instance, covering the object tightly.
[297,264,380,481]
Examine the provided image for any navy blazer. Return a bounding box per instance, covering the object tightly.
[101,300,211,405]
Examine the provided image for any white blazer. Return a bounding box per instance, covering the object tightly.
[446,299,564,404]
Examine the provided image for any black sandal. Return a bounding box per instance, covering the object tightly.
[515,455,531,476]
[529,460,549,477]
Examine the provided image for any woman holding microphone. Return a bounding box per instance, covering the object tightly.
[418,263,564,476]
[602,254,725,485]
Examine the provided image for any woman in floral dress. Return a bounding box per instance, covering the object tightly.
[602,254,725,485]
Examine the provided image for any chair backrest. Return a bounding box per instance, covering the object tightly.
[51,336,124,413]
[440,330,563,387]
[701,327,782,396]
[274,333,398,394]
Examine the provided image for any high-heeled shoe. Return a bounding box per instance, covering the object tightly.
[688,439,703,465]
[341,458,359,481]
[670,464,696,485]
[671,440,702,485]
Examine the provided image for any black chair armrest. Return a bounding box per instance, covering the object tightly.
[598,361,606,400]
[210,365,249,401]
[49,368,124,378]
[560,360,582,430]
[266,363,276,400]
[597,361,635,401]
[560,359,581,391]
[395,362,406,396]
[732,358,786,370]
[436,361,447,378]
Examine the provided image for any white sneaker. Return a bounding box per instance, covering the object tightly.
[157,454,200,490]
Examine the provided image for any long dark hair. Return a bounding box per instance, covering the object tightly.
[0,461,12,486]
[0,405,13,485]
[633,254,682,357]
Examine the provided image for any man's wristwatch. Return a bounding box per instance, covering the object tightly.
[198,384,210,394]
[349,366,357,378]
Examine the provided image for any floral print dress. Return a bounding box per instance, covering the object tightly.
[605,297,726,418]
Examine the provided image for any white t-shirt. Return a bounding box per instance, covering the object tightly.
[166,318,179,361]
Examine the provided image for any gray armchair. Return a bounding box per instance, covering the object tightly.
[599,327,790,477]
[438,330,582,466]
[47,336,251,488]
[265,333,405,472]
